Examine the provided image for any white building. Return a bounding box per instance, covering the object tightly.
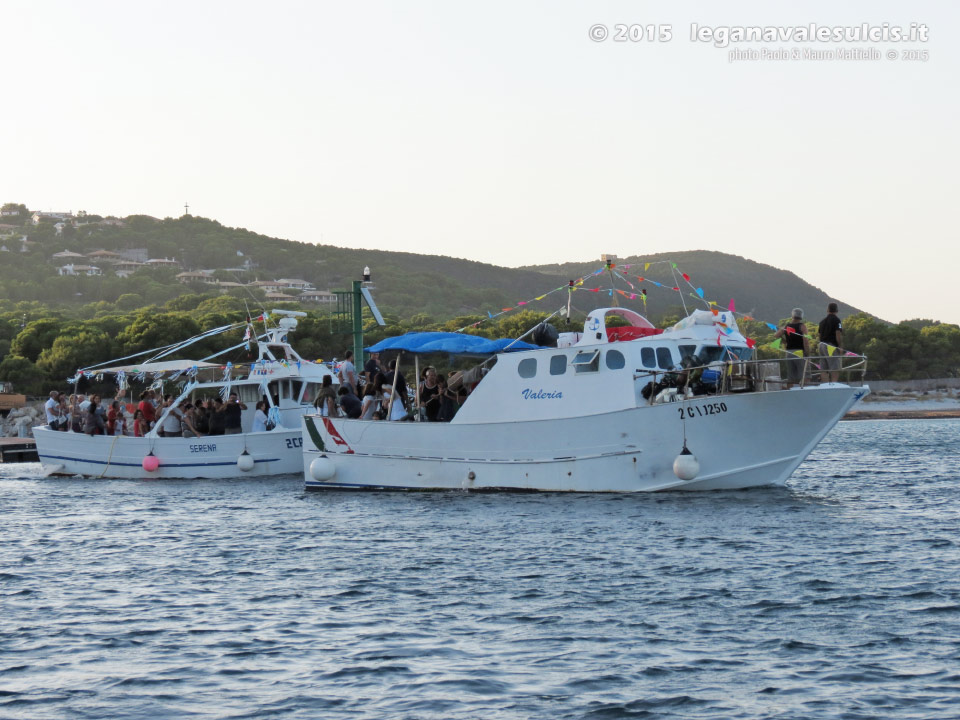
[58,264,102,277]
[299,290,337,304]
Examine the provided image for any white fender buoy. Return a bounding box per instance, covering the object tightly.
[237,451,255,472]
[673,444,700,481]
[310,455,336,481]
[142,453,159,472]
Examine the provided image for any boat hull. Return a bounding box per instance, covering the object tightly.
[35,427,305,479]
[302,385,868,492]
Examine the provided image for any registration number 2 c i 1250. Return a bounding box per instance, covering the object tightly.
[678,402,728,420]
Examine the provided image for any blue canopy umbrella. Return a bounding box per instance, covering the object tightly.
[366,332,537,356]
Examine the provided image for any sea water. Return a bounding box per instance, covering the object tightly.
[1,420,959,719]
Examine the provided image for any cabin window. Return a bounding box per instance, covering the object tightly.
[550,355,567,375]
[605,350,625,370]
[237,384,260,403]
[656,347,674,369]
[518,358,537,378]
[572,349,600,374]
[728,347,755,362]
[640,347,657,368]
[679,345,696,361]
[291,380,304,402]
[696,346,725,363]
[303,382,321,404]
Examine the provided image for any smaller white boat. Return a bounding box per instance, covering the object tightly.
[35,311,337,479]
[303,306,870,492]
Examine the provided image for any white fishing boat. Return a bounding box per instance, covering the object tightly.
[35,310,337,479]
[303,306,869,492]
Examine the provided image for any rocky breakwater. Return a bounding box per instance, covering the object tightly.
[1,403,44,438]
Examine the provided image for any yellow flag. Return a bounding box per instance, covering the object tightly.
[827,346,836,356]
[644,263,650,271]
[792,350,803,358]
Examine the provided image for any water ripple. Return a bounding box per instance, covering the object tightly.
[1,421,960,718]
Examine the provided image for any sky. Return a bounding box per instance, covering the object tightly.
[2,1,957,324]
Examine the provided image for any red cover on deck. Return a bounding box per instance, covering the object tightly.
[605,327,664,342]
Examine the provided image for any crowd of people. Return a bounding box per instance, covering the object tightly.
[43,388,251,438]
[318,350,470,422]
[43,349,485,437]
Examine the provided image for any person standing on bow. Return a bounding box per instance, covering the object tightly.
[338,350,358,395]
[773,308,811,389]
[818,302,845,383]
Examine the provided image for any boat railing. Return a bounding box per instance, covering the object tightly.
[637,353,868,404]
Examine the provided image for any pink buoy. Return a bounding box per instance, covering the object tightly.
[142,454,160,472]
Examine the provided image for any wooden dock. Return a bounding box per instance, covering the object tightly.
[0,437,38,463]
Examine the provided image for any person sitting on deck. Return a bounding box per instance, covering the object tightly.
[337,385,363,419]
[359,382,380,420]
[315,376,337,417]
[44,391,62,430]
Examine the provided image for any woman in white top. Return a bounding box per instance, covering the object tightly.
[252,401,269,432]
[381,385,407,421]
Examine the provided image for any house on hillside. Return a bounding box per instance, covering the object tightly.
[98,218,126,227]
[31,211,74,225]
[264,291,297,302]
[299,290,337,305]
[58,264,102,277]
[248,280,283,293]
[176,271,214,284]
[0,223,19,235]
[145,257,181,268]
[87,249,123,263]
[0,208,21,217]
[52,250,86,261]
[212,280,246,294]
[114,260,145,277]
[276,278,314,291]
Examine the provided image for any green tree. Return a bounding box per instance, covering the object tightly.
[0,355,46,394]
[116,312,201,356]
[37,329,114,381]
[0,203,29,225]
[116,293,144,311]
[11,318,64,362]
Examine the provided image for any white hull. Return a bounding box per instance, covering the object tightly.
[35,427,304,479]
[303,385,867,492]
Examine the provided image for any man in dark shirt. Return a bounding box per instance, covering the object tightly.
[337,386,363,419]
[208,398,226,435]
[223,392,247,434]
[818,302,844,383]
